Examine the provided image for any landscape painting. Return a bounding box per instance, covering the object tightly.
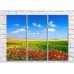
[7,15,26,61]
[7,15,68,61]
[48,15,68,60]
[28,15,47,61]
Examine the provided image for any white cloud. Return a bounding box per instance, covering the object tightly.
[48,28,55,32]
[11,31,18,34]
[38,24,42,28]
[11,28,25,34]
[42,29,46,32]
[26,32,40,35]
[42,28,55,33]
[17,28,25,32]
[32,23,37,26]
[33,33,36,34]
[37,33,39,34]
[32,23,42,28]
[48,21,56,27]
[15,24,20,26]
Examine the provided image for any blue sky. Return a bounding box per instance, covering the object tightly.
[28,15,47,40]
[7,15,68,40]
[48,15,68,40]
[7,15,26,39]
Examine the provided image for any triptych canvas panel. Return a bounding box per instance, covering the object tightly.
[7,15,68,61]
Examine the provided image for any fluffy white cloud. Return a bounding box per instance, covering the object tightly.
[11,28,25,34]
[32,23,42,28]
[15,24,20,26]
[38,24,42,28]
[11,31,18,34]
[17,28,25,32]
[48,21,56,27]
[37,33,39,34]
[33,33,36,34]
[30,32,40,35]
[41,29,47,33]
[32,23,37,26]
[48,28,55,32]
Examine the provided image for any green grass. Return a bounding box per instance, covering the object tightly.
[7,40,68,53]
[28,41,47,51]
[7,41,26,48]
[48,40,68,52]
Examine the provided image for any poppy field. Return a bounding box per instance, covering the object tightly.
[48,40,68,60]
[7,38,68,61]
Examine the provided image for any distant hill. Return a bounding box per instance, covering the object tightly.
[7,38,26,42]
[7,38,68,42]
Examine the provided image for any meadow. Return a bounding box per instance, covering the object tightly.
[7,38,68,61]
[48,40,68,52]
